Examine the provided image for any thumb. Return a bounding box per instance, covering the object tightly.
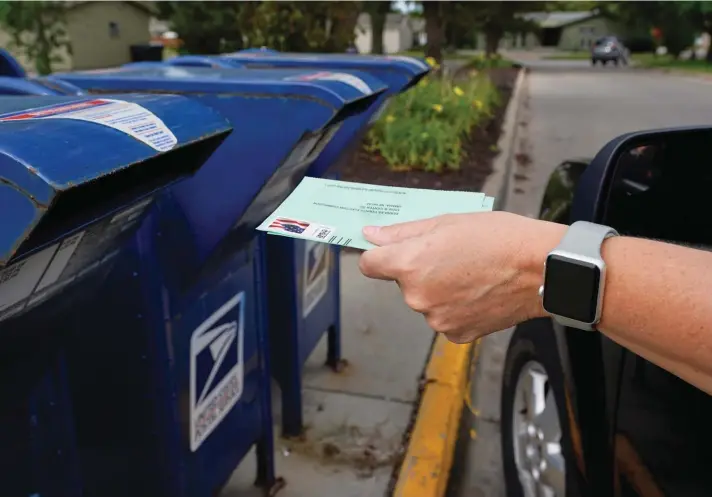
[363,217,441,246]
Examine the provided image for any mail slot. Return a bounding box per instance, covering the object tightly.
[0,94,231,497]
[46,65,387,495]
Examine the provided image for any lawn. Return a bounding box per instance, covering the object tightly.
[632,53,712,73]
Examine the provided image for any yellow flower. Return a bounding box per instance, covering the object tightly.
[385,114,395,123]
[453,86,465,97]
[473,100,483,110]
[432,103,443,113]
[425,56,437,67]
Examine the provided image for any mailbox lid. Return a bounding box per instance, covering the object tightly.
[0,94,231,267]
[223,50,430,92]
[50,65,388,110]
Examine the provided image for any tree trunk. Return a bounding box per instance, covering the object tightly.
[484,26,503,56]
[423,1,444,64]
[371,10,386,54]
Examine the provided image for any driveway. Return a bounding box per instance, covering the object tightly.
[450,59,712,497]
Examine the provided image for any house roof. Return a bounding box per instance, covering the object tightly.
[521,10,600,29]
[65,1,158,16]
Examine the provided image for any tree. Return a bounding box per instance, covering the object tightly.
[0,1,70,75]
[156,2,244,54]
[423,1,445,63]
[607,1,697,59]
[363,1,392,54]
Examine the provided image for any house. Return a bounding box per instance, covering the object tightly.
[354,13,425,54]
[477,10,628,52]
[0,1,154,74]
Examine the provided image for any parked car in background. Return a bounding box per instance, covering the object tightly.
[591,36,629,66]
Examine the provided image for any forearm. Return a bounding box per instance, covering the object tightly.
[598,235,712,390]
[525,222,712,392]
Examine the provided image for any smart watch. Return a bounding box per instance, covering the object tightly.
[539,221,619,331]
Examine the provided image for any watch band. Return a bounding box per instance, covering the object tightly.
[556,221,619,259]
[547,221,619,332]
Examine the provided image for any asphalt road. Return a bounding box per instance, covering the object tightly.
[450,59,712,497]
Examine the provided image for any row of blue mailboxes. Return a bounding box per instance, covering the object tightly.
[0,48,430,497]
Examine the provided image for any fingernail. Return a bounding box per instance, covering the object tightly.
[363,226,380,237]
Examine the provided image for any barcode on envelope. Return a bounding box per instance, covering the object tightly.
[316,228,331,239]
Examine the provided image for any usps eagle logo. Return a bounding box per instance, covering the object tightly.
[189,292,245,452]
[269,217,310,235]
[303,241,330,317]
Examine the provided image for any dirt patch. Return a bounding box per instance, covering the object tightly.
[338,67,520,193]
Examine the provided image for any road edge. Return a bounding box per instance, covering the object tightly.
[391,67,529,497]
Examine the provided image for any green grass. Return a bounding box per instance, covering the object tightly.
[396,49,471,61]
[542,51,591,60]
[632,53,712,73]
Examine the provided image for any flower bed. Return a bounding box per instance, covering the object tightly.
[339,64,520,193]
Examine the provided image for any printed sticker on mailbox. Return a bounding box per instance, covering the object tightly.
[0,98,178,152]
[303,240,330,318]
[189,292,245,452]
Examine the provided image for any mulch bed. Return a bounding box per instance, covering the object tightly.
[337,66,520,193]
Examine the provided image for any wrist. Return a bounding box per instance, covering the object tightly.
[515,219,568,320]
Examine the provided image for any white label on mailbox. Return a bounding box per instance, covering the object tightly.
[303,240,330,318]
[385,55,429,71]
[190,292,245,452]
[0,99,178,152]
[290,71,373,95]
[0,243,60,313]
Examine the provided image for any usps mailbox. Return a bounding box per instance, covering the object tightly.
[0,94,231,497]
[158,51,429,435]
[111,56,426,435]
[47,65,386,491]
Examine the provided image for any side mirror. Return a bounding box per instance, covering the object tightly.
[571,126,712,245]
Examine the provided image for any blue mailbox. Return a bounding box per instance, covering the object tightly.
[45,66,386,493]
[0,94,231,497]
[143,51,430,435]
[116,53,429,435]
[0,75,84,96]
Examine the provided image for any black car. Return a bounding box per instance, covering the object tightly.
[591,36,629,66]
[500,127,712,497]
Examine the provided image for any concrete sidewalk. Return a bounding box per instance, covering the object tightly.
[224,251,435,497]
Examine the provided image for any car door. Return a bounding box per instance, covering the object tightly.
[580,131,712,497]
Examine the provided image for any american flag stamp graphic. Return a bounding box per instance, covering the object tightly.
[266,217,335,241]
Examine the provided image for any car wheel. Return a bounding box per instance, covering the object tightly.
[613,58,619,66]
[601,59,608,66]
[502,320,573,497]
[591,59,597,66]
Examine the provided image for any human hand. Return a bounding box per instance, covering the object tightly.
[358,212,566,343]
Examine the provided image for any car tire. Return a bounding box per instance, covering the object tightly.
[501,319,578,497]
[591,59,597,66]
[613,58,619,66]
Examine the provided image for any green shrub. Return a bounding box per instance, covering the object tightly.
[468,52,515,70]
[364,73,499,173]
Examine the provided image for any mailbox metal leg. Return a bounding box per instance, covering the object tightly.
[326,246,343,371]
[255,236,278,488]
[281,363,304,438]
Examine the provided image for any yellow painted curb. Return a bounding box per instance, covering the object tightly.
[393,335,475,497]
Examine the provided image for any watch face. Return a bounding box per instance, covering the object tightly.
[543,254,601,323]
